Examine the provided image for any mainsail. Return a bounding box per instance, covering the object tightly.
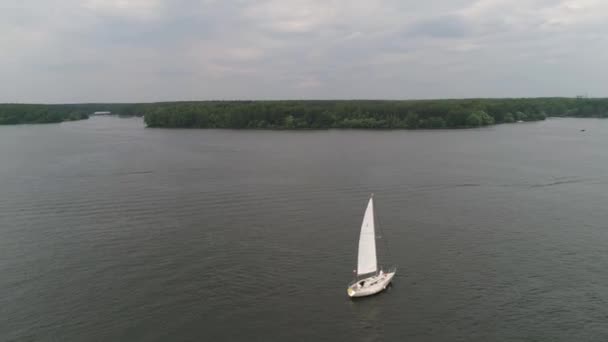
[357,197,377,276]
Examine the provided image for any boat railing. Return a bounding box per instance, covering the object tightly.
[348,273,374,287]
[348,266,397,287]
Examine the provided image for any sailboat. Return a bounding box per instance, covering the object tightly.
[347,195,396,298]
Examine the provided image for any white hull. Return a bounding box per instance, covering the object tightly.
[347,270,396,298]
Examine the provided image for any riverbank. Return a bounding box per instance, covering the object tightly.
[2,98,607,128]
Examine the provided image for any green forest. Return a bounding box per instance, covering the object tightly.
[2,98,608,129]
[141,98,608,129]
[0,104,90,124]
[0,103,138,125]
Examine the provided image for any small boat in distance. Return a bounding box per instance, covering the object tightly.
[347,195,396,298]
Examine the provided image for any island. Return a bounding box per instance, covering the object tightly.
[140,98,608,129]
[2,98,607,129]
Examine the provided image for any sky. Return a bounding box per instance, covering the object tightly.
[1,0,607,103]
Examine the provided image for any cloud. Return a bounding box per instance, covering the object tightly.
[0,0,607,102]
[82,0,164,20]
[407,15,472,38]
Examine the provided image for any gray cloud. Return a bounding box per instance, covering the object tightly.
[1,0,607,102]
[408,15,472,38]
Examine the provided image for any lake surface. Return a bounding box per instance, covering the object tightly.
[2,117,608,341]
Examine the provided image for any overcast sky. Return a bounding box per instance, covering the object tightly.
[1,0,607,103]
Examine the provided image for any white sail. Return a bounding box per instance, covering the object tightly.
[357,197,377,276]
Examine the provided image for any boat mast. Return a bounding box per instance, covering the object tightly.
[374,194,392,273]
[371,193,378,275]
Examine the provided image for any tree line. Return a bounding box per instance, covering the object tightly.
[2,98,608,128]
[0,103,140,125]
[141,98,608,129]
[0,104,88,124]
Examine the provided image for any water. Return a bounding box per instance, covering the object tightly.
[2,117,608,341]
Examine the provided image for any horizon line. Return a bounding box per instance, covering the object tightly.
[0,96,602,106]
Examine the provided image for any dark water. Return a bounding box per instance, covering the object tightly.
[2,117,608,341]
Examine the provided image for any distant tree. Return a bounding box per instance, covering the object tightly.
[426,117,446,129]
[445,109,468,127]
[479,111,495,125]
[284,115,295,129]
[515,111,527,121]
[466,112,482,127]
[405,112,419,129]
